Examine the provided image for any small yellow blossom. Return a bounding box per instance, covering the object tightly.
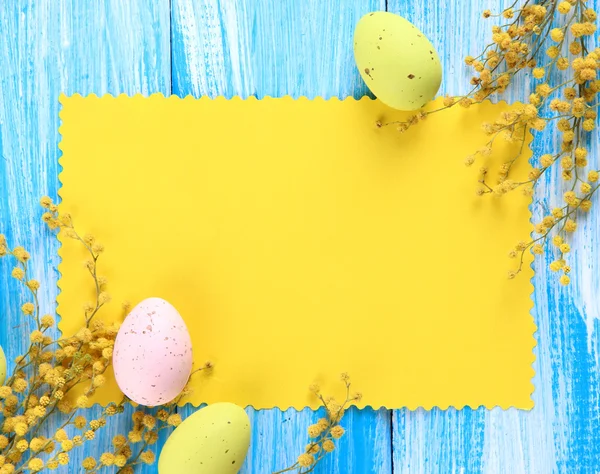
[306,443,320,455]
[92,374,106,387]
[74,396,89,410]
[529,93,541,106]
[297,453,315,467]
[27,459,44,472]
[29,330,44,344]
[82,457,97,470]
[570,42,583,55]
[76,327,92,343]
[322,439,336,452]
[532,67,545,79]
[553,235,564,248]
[132,411,145,424]
[560,275,571,286]
[74,415,87,429]
[540,154,554,167]
[562,130,575,142]
[330,425,345,439]
[564,191,579,206]
[307,424,323,438]
[41,314,55,327]
[140,451,156,464]
[550,28,565,42]
[142,414,156,430]
[167,414,182,426]
[459,97,473,108]
[583,119,595,131]
[115,455,128,467]
[532,244,544,255]
[14,422,28,436]
[560,243,571,254]
[57,453,69,465]
[98,292,111,305]
[317,418,329,431]
[55,428,68,441]
[546,46,560,59]
[12,247,30,262]
[84,430,95,441]
[61,440,74,452]
[443,96,455,107]
[574,147,588,161]
[144,431,159,445]
[588,170,599,183]
[44,441,55,454]
[561,156,573,169]
[40,196,53,208]
[128,430,143,443]
[25,279,40,290]
[12,378,27,393]
[38,395,50,407]
[563,87,577,100]
[21,302,34,315]
[100,453,115,466]
[550,99,571,113]
[15,440,28,452]
[29,438,44,452]
[558,1,571,14]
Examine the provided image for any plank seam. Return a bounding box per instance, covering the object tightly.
[169,0,173,96]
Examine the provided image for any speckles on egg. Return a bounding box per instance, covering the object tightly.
[354,11,442,111]
[113,297,192,406]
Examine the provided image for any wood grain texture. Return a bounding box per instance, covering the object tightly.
[1,0,599,472]
[388,0,600,473]
[0,1,170,473]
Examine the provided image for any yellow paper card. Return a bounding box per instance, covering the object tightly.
[58,95,536,410]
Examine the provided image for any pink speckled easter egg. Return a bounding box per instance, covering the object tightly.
[113,297,192,406]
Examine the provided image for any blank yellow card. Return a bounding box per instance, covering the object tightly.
[58,95,536,410]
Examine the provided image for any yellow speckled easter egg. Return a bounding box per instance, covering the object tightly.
[354,11,442,110]
[158,403,250,474]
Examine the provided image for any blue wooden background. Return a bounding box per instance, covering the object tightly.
[1,0,599,472]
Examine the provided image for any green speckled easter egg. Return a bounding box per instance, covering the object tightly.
[354,11,442,111]
[158,403,250,474]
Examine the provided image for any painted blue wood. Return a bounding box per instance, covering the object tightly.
[2,0,600,472]
[0,1,171,473]
[388,0,600,473]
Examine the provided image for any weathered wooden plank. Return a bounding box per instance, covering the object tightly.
[172,0,382,99]
[171,1,393,472]
[388,0,600,472]
[0,1,170,472]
